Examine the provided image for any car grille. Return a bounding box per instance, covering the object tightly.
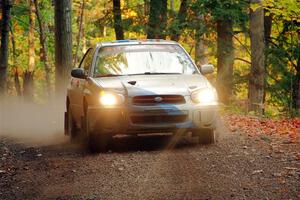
[130,115,188,124]
[132,95,185,105]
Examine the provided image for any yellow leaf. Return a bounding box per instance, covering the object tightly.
[250,3,262,12]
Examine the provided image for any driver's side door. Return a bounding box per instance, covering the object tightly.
[69,48,93,124]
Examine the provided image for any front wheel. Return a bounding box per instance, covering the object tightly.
[65,106,78,142]
[82,104,112,152]
[194,128,216,144]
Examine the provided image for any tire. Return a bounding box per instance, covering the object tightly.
[66,105,78,142]
[194,128,216,144]
[83,102,112,153]
[88,132,112,153]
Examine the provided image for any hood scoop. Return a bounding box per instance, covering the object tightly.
[128,81,137,86]
[189,85,198,90]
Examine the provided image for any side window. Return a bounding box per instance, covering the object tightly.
[83,50,94,72]
[79,48,94,73]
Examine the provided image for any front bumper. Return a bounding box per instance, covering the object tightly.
[87,103,218,135]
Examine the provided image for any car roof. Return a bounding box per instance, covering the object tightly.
[96,39,179,48]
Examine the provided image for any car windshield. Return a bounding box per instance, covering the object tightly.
[94,44,197,77]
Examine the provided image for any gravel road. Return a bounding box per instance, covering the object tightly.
[0,131,299,200]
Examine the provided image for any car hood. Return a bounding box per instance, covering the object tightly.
[92,74,209,96]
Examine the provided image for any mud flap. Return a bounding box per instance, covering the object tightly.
[64,112,68,135]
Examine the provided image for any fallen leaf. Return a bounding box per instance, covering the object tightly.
[273,173,282,177]
[252,170,263,175]
[284,167,298,171]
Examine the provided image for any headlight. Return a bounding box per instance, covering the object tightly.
[99,91,124,106]
[191,88,218,104]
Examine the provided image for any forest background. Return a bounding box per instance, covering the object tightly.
[0,0,299,118]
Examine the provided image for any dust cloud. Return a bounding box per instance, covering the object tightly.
[215,113,228,139]
[0,96,226,146]
[0,97,69,146]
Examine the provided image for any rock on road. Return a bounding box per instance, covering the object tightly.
[0,131,299,200]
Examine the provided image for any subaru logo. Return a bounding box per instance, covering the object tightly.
[154,96,163,102]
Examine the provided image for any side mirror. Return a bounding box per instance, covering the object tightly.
[71,68,86,79]
[200,64,214,75]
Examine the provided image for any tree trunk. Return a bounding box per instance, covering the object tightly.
[113,0,124,40]
[216,20,234,104]
[170,0,175,11]
[34,0,51,96]
[292,56,300,112]
[195,34,208,66]
[54,0,73,95]
[101,26,107,37]
[82,17,87,53]
[74,0,85,66]
[0,0,12,96]
[170,0,187,41]
[264,13,272,47]
[147,0,167,39]
[194,14,207,66]
[14,69,21,97]
[9,22,22,97]
[144,0,150,16]
[248,0,265,115]
[263,12,272,109]
[23,70,34,100]
[23,0,36,101]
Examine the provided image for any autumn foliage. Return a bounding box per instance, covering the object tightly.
[225,114,300,144]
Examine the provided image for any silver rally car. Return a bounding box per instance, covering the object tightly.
[65,40,219,152]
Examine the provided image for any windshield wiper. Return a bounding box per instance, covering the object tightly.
[95,74,123,78]
[95,72,182,77]
[128,72,182,76]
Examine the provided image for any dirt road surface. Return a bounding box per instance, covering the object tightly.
[0,131,299,200]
